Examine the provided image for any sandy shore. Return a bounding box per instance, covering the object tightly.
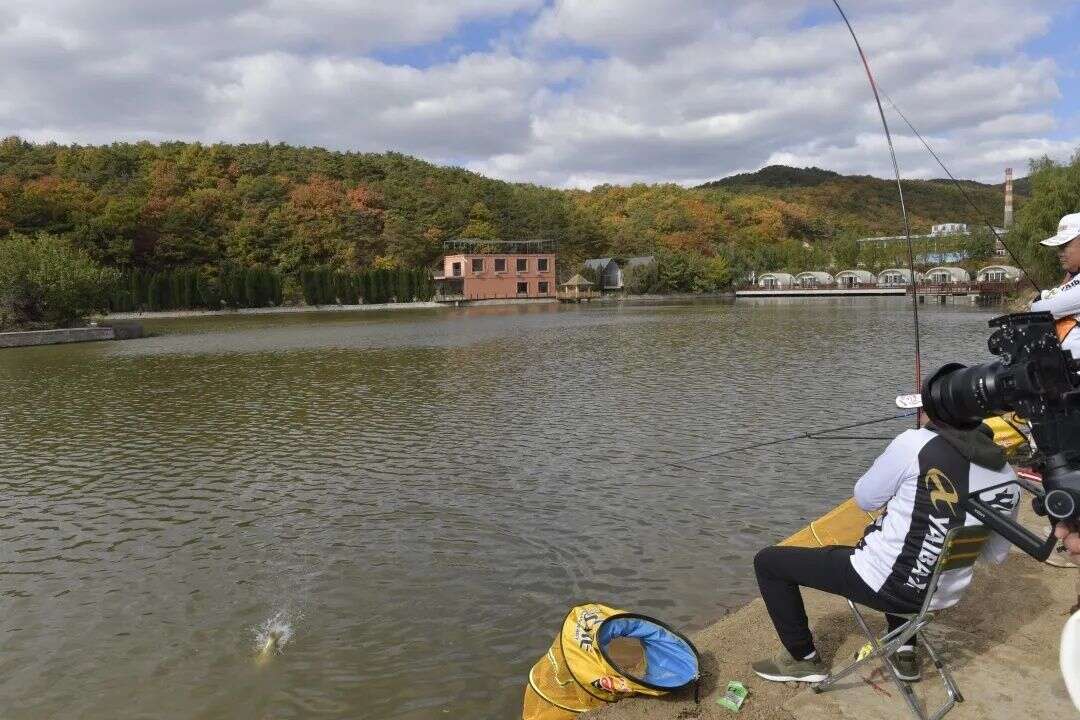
[584,506,1078,720]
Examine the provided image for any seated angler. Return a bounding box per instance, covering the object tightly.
[749,411,1020,684]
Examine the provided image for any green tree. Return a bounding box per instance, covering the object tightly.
[0,232,119,329]
[832,236,860,268]
[1010,150,1080,288]
[461,201,499,243]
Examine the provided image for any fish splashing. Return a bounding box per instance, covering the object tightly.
[253,610,299,662]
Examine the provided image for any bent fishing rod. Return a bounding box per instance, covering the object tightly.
[831,0,922,427]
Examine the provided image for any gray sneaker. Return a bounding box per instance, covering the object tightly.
[892,648,920,682]
[752,650,828,683]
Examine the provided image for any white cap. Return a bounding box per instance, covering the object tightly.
[1041,212,1080,247]
[896,393,922,409]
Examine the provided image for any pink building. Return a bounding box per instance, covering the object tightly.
[434,240,557,301]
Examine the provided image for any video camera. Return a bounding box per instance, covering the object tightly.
[921,311,1080,560]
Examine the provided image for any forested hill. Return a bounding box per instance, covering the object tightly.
[0,137,1021,277]
[699,164,1022,235]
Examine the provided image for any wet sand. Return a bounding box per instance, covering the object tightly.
[586,507,1079,720]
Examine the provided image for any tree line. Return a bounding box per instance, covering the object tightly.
[108,265,435,313]
[1,136,1074,328]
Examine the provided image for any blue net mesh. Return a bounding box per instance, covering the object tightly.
[597,616,698,688]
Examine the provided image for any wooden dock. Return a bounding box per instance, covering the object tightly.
[557,291,601,303]
[910,281,1009,303]
[737,281,1010,304]
[735,287,905,297]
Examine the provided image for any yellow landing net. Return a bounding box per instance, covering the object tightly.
[522,603,699,720]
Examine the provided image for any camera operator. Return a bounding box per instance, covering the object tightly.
[1027,212,1080,560]
[1030,212,1080,357]
[751,412,1020,684]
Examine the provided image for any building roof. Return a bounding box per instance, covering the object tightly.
[926,266,971,280]
[562,273,594,287]
[583,258,613,270]
[836,269,876,279]
[977,265,1022,276]
[879,268,922,279]
[444,238,557,253]
[760,272,795,280]
[796,271,834,280]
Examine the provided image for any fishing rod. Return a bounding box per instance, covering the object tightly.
[673,411,916,469]
[879,91,1043,293]
[831,0,923,427]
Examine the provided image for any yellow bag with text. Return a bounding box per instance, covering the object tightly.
[522,603,700,720]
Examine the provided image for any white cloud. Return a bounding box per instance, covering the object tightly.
[0,0,1076,186]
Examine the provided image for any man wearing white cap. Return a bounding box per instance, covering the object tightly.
[1031,213,1080,711]
[1031,212,1080,357]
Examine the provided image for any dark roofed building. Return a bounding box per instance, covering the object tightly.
[582,255,656,291]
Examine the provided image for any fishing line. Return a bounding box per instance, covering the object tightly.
[808,435,898,441]
[668,411,917,470]
[879,91,1043,293]
[832,0,923,426]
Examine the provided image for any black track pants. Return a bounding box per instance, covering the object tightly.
[753,545,921,659]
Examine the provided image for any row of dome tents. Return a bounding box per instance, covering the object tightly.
[756,266,1023,289]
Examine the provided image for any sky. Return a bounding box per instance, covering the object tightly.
[1,0,1078,188]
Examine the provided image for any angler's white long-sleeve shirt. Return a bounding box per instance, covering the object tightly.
[1031,274,1080,357]
[849,428,1019,610]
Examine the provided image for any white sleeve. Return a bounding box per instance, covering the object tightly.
[979,487,1021,565]
[854,435,916,511]
[1031,276,1080,317]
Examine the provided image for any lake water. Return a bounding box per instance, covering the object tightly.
[0,298,1001,719]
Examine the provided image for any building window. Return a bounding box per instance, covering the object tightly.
[452,262,462,277]
[517,281,529,295]
[494,258,506,272]
[472,258,484,272]
[539,281,549,294]
[537,258,549,272]
[516,258,528,272]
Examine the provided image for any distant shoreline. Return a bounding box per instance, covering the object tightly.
[96,301,445,321]
[94,293,738,321]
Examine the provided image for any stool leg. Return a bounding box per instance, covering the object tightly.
[920,632,963,704]
[850,605,927,720]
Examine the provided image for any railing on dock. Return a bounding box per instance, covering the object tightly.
[557,291,601,303]
[908,281,1009,297]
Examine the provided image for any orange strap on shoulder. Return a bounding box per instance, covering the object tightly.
[1057,317,1078,343]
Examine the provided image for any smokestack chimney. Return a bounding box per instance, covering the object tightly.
[1004,167,1014,229]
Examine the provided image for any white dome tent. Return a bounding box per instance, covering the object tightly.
[794,271,835,288]
[976,265,1023,283]
[758,272,795,289]
[877,268,924,287]
[926,267,971,284]
[835,269,876,288]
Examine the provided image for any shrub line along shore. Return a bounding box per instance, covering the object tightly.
[96,300,445,321]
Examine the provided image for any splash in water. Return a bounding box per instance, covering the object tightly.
[253,610,299,661]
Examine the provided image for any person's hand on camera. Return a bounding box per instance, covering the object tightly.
[1054,523,1080,559]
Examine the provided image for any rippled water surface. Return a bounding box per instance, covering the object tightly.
[0,299,1001,719]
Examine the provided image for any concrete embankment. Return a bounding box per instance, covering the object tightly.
[585,508,1078,720]
[1,326,116,348]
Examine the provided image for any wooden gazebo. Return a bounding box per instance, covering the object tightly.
[558,274,599,303]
